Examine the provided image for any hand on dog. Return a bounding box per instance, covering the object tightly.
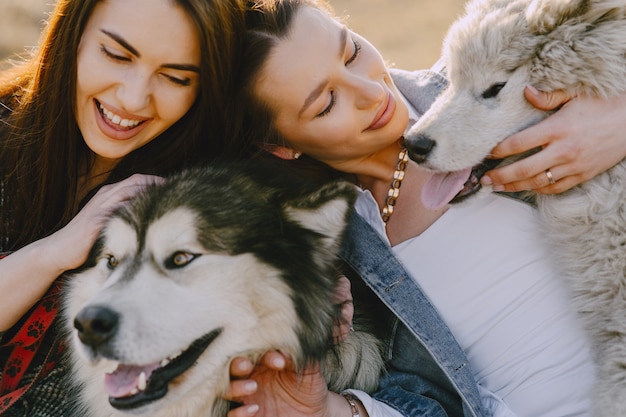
[332,275,354,345]
[482,86,626,194]
[50,173,164,272]
[225,352,358,417]
[225,277,359,417]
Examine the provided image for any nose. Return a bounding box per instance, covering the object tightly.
[74,305,120,349]
[404,133,436,164]
[349,74,385,109]
[116,73,152,112]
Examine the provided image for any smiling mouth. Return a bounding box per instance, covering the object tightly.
[96,100,145,130]
[104,328,222,410]
[368,93,393,130]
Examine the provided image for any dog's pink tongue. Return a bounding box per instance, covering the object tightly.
[421,168,472,210]
[104,363,160,398]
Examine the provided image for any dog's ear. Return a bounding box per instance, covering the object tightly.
[526,0,590,33]
[282,181,356,250]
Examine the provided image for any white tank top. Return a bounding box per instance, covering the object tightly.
[355,190,595,417]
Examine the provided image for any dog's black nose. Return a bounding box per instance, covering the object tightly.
[74,305,119,348]
[404,134,436,163]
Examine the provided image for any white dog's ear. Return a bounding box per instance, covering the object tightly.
[282,181,356,250]
[526,0,589,33]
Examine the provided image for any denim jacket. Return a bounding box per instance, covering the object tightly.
[339,68,490,417]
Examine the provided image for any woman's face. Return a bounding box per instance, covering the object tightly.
[255,6,409,173]
[75,0,200,172]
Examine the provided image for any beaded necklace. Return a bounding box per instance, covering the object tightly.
[381,146,409,224]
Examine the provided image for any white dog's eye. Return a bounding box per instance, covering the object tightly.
[166,251,198,269]
[481,82,506,99]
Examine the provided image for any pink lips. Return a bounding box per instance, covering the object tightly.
[94,100,149,141]
[368,93,395,131]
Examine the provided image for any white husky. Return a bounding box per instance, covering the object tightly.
[404,0,626,415]
[62,164,383,417]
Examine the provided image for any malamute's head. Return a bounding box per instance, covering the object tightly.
[63,163,357,416]
[404,0,626,210]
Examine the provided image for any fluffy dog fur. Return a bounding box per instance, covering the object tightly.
[404,0,626,415]
[61,163,384,417]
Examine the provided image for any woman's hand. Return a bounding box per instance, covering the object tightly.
[481,86,626,194]
[0,174,163,331]
[225,352,342,417]
[226,277,360,417]
[332,275,354,345]
[47,174,163,272]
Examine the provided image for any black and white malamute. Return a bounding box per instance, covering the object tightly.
[62,163,384,417]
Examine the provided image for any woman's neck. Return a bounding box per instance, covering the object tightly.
[355,141,405,190]
[77,156,116,203]
[355,143,449,245]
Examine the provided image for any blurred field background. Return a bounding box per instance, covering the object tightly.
[0,0,467,70]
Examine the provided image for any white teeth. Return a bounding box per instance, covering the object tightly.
[160,358,170,367]
[130,388,139,396]
[137,372,147,391]
[99,103,141,128]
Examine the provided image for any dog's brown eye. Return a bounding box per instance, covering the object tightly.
[167,251,197,269]
[107,255,119,269]
[481,82,506,99]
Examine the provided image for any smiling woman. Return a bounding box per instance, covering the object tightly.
[223,1,597,417]
[0,0,246,414]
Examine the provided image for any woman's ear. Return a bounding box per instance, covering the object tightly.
[259,143,302,160]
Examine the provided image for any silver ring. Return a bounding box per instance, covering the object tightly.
[545,169,556,185]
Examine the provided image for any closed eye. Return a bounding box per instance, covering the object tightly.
[481,82,506,99]
[160,73,192,87]
[100,44,130,62]
[346,39,361,66]
[317,91,336,117]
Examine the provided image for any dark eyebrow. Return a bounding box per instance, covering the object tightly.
[100,29,200,73]
[298,27,348,116]
[101,29,140,57]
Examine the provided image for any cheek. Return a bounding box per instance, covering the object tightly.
[156,88,198,125]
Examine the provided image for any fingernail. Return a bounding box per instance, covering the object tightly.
[237,360,253,372]
[244,381,258,393]
[526,84,540,97]
[480,175,492,185]
[246,404,260,415]
[492,185,504,192]
[271,355,285,368]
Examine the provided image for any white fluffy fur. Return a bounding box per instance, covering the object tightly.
[406,0,626,415]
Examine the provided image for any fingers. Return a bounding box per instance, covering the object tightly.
[332,275,352,304]
[485,160,585,195]
[332,275,354,344]
[488,86,572,160]
[524,85,572,111]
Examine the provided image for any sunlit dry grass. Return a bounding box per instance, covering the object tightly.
[0,0,466,69]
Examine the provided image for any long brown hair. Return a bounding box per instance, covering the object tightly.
[0,0,246,251]
[227,0,348,184]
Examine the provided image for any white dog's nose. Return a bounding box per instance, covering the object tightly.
[405,134,436,163]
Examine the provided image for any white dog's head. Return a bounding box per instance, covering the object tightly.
[404,0,626,209]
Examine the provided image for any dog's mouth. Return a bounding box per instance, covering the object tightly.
[421,158,502,210]
[106,328,222,410]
